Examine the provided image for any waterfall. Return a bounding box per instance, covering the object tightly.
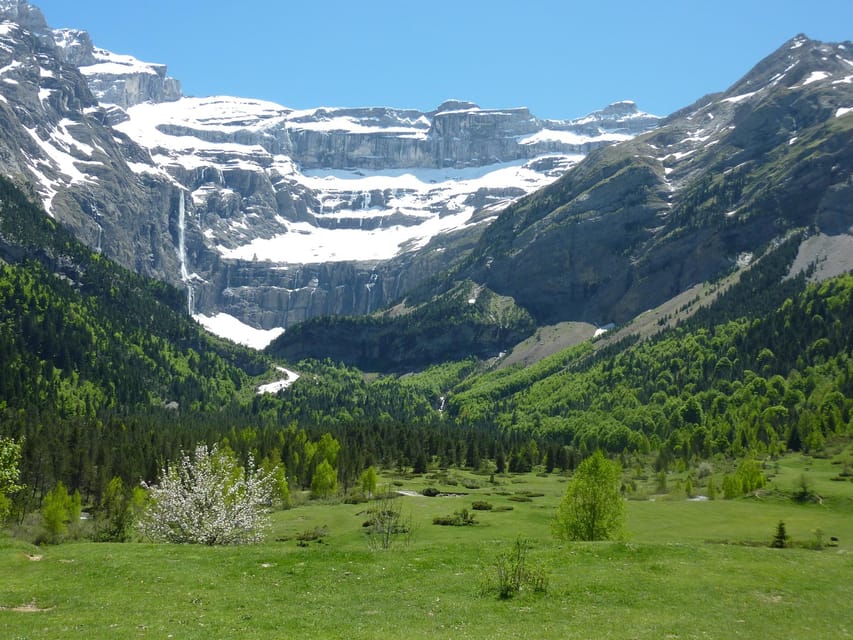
[365,282,374,314]
[88,190,102,254]
[177,191,194,315]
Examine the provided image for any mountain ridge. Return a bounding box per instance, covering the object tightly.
[267,34,853,370]
[0,0,662,339]
[0,1,850,368]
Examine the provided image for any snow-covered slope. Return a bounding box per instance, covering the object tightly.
[113,95,657,266]
[0,0,662,347]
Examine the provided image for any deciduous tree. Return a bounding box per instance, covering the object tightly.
[310,459,338,499]
[552,450,624,541]
[140,444,275,545]
[0,437,24,521]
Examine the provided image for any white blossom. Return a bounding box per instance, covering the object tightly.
[140,444,275,545]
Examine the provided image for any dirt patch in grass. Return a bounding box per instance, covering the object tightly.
[0,601,54,613]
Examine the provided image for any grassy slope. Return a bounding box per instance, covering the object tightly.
[2,449,852,639]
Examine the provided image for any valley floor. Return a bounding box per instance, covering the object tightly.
[2,451,852,639]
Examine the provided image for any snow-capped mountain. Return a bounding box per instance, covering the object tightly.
[265,33,853,370]
[0,1,661,345]
[0,3,186,291]
[112,95,656,264]
[447,34,853,326]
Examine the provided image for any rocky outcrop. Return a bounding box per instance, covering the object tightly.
[285,102,658,170]
[454,36,853,326]
[0,0,663,342]
[80,55,182,108]
[0,12,205,293]
[195,220,482,329]
[0,0,46,32]
[52,29,181,108]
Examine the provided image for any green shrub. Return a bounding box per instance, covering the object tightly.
[433,508,476,526]
[771,521,789,549]
[471,501,493,510]
[480,537,548,599]
[296,526,328,542]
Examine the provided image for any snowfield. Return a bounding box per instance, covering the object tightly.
[194,312,284,349]
[114,96,591,264]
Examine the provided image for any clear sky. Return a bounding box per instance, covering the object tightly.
[31,0,853,119]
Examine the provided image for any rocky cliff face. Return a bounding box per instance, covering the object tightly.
[0,4,203,308]
[52,28,181,108]
[452,35,853,327]
[0,0,662,343]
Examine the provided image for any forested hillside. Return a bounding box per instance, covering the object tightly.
[266,281,536,371]
[0,176,485,507]
[2,171,853,521]
[440,238,853,468]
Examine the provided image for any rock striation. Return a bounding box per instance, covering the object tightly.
[0,0,662,342]
[453,35,853,327]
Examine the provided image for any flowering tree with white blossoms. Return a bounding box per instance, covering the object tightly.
[140,444,275,545]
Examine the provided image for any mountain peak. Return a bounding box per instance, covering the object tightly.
[433,99,481,114]
[724,35,853,99]
[0,0,46,32]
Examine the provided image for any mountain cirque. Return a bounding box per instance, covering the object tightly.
[0,0,661,339]
[2,2,849,361]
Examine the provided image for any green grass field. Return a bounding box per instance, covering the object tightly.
[3,450,853,639]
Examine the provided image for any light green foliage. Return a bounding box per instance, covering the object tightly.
[0,436,23,521]
[94,476,147,541]
[266,463,291,508]
[359,466,378,498]
[722,458,766,498]
[736,458,766,493]
[311,459,338,499]
[316,432,341,466]
[552,450,624,541]
[41,481,81,540]
[721,473,743,499]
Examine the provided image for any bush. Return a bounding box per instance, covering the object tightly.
[696,461,714,479]
[296,526,328,542]
[363,492,412,550]
[433,508,476,526]
[0,437,24,522]
[480,537,548,599]
[422,487,440,497]
[471,500,493,510]
[140,444,275,545]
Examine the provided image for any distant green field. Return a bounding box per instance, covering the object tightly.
[3,450,852,639]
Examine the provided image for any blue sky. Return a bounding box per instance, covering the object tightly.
[33,0,853,119]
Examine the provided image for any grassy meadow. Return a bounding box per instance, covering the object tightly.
[3,449,853,639]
